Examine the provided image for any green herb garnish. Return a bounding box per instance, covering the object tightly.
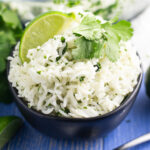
[62,43,68,55]
[37,71,41,75]
[64,108,70,114]
[78,100,82,104]
[94,63,101,72]
[61,36,65,43]
[78,12,84,17]
[48,103,52,107]
[56,56,61,61]
[57,100,62,105]
[79,76,85,82]
[73,15,102,40]
[72,37,104,60]
[72,15,133,62]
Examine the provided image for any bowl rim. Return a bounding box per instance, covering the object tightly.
[7,51,143,122]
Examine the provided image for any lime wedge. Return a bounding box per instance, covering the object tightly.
[19,11,75,63]
[0,116,23,149]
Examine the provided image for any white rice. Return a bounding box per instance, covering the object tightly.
[8,15,141,118]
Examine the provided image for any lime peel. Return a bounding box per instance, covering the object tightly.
[19,11,76,63]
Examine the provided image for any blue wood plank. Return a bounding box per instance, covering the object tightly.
[0,102,103,150]
[104,78,150,150]
[1,76,150,150]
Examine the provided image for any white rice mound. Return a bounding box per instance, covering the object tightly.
[8,19,141,118]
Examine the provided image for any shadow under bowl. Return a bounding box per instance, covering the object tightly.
[7,54,143,139]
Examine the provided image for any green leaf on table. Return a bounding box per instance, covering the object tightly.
[0,116,23,149]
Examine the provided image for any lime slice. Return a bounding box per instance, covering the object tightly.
[19,11,75,63]
[0,116,23,149]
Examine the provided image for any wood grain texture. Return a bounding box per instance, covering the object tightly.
[1,77,150,150]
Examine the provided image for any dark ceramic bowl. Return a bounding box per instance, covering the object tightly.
[7,54,143,139]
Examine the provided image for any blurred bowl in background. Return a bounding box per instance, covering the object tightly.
[4,0,150,23]
[120,0,150,20]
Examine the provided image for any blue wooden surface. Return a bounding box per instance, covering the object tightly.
[1,76,150,150]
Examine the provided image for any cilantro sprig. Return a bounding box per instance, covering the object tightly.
[72,15,133,62]
[0,2,23,103]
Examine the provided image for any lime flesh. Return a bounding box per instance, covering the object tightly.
[19,11,75,63]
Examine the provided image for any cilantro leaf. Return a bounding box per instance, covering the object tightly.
[73,15,102,40]
[104,35,120,62]
[72,15,133,62]
[72,37,104,60]
[102,21,133,41]
[101,20,133,61]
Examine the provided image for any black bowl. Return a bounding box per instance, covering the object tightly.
[7,54,143,139]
